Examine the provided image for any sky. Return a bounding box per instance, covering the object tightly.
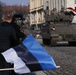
[0,0,29,6]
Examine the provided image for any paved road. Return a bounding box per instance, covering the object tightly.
[36,38,76,75]
[36,38,42,44]
[25,71,46,75]
[44,47,76,75]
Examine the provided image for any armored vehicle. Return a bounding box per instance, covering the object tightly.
[41,11,76,46]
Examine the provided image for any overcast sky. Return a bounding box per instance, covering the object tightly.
[0,0,29,5]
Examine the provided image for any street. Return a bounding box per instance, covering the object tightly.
[24,71,46,75]
[36,38,76,75]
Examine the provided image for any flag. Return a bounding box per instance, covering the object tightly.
[1,34,58,74]
[67,7,76,15]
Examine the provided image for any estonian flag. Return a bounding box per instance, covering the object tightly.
[1,34,59,74]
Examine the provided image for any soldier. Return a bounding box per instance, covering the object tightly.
[51,8,58,15]
[59,6,66,22]
[51,8,59,22]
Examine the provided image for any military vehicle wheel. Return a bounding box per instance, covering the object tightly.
[42,38,51,45]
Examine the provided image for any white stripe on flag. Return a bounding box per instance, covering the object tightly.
[1,48,31,74]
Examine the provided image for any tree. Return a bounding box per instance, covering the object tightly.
[0,4,2,23]
[0,1,5,23]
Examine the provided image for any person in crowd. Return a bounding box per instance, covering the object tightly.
[0,13,18,75]
[11,14,26,44]
[51,8,58,15]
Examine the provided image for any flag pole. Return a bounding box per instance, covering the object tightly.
[0,66,60,71]
[0,68,14,71]
[56,66,60,68]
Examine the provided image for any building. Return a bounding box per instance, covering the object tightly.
[44,0,75,15]
[30,0,76,29]
[29,0,44,29]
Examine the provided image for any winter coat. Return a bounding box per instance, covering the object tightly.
[0,21,18,53]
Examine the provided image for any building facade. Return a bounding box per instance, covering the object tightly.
[44,0,75,11]
[30,0,76,29]
[29,0,44,29]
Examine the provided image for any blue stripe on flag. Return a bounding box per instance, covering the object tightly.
[22,34,57,70]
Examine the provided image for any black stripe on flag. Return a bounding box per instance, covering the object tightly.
[13,43,43,72]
